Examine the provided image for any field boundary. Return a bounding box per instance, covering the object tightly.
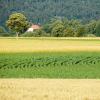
[0,37,100,40]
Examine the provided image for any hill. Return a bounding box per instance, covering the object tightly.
[0,0,100,26]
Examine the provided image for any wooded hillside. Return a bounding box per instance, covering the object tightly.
[0,0,100,26]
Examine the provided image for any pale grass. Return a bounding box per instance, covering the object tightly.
[0,38,100,52]
[0,79,100,100]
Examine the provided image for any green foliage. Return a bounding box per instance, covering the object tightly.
[0,26,10,37]
[0,52,100,78]
[0,26,6,33]
[22,29,50,37]
[0,0,100,26]
[84,34,96,37]
[6,13,30,35]
[86,20,97,35]
[63,27,75,37]
[42,18,85,37]
[76,25,86,37]
[95,20,100,36]
[64,20,81,37]
[5,14,100,37]
[42,24,52,34]
[48,18,100,37]
[0,33,10,37]
[51,21,64,37]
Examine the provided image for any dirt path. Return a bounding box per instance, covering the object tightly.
[0,79,100,100]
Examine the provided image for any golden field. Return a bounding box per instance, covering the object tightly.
[0,79,100,100]
[0,37,100,52]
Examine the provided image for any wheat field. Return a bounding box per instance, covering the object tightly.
[0,37,100,52]
[0,79,100,100]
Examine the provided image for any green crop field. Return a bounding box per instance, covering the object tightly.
[0,52,100,78]
[0,38,100,78]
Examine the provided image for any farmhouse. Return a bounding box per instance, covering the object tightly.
[27,24,41,32]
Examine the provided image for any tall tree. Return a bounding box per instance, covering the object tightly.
[6,13,29,37]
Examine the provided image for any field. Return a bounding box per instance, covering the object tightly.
[0,37,100,100]
[0,52,100,78]
[0,79,100,100]
[0,37,100,52]
[0,37,100,78]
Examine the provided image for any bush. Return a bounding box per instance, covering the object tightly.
[84,34,96,37]
[75,26,86,37]
[95,20,100,36]
[0,33,10,37]
[21,29,50,37]
[0,26,6,33]
[63,27,75,37]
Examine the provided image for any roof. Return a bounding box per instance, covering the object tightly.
[31,24,41,30]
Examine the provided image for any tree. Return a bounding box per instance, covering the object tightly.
[0,26,9,37]
[0,26,6,33]
[42,23,52,34]
[96,20,100,36]
[49,18,64,37]
[51,24,64,37]
[63,27,75,37]
[6,13,30,37]
[75,25,86,37]
[86,20,97,35]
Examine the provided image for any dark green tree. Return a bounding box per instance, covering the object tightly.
[63,27,75,37]
[96,20,100,36]
[75,25,86,37]
[86,20,97,35]
[0,26,6,33]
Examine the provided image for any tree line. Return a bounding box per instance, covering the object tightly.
[0,13,100,37]
[23,17,100,37]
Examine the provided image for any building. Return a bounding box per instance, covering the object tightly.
[27,24,41,32]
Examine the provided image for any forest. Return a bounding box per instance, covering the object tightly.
[0,0,100,26]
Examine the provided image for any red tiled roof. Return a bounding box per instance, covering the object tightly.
[31,24,40,30]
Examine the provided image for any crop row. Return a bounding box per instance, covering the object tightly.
[0,55,100,69]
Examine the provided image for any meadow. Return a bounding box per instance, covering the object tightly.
[0,37,100,78]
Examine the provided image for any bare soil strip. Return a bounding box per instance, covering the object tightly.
[0,79,100,100]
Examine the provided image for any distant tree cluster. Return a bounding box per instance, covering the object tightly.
[1,13,100,37]
[23,17,100,37]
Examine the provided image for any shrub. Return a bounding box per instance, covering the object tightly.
[21,29,50,37]
[0,26,6,33]
[84,34,96,37]
[63,27,75,37]
[0,33,10,37]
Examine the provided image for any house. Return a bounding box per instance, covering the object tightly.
[27,24,41,32]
